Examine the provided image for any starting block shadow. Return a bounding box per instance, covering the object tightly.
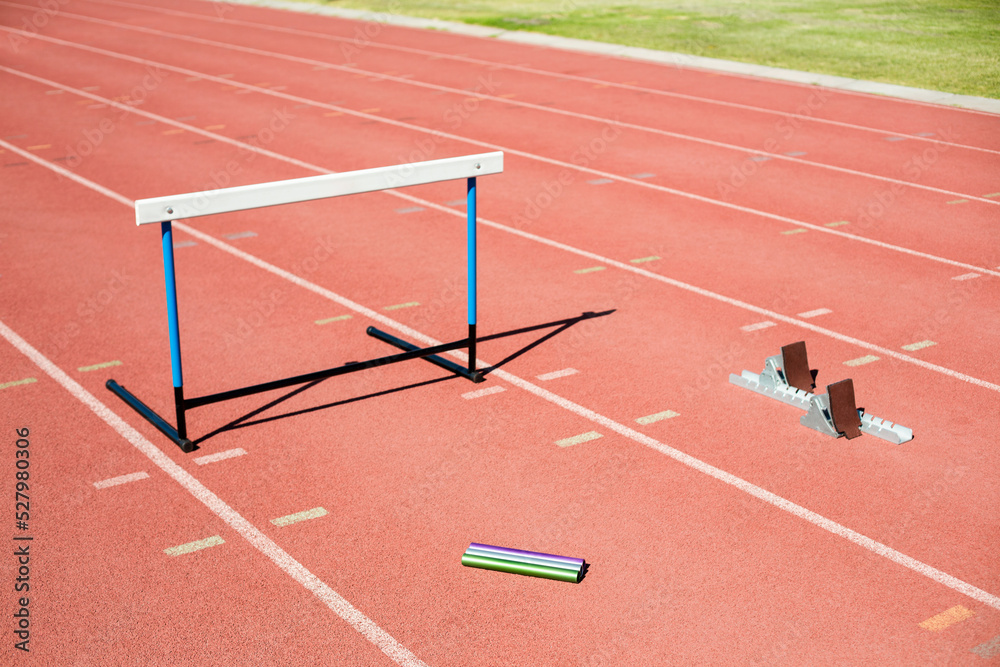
[182,310,613,447]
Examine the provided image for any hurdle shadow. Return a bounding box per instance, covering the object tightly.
[192,309,614,446]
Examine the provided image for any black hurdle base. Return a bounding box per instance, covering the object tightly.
[366,326,484,383]
[106,380,197,453]
[106,327,481,452]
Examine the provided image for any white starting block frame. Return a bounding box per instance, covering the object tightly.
[730,350,913,444]
[107,152,504,452]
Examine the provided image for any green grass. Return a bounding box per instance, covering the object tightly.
[289,0,1000,98]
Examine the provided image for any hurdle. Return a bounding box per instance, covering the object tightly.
[107,152,503,452]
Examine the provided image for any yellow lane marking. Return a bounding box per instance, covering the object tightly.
[555,431,602,447]
[165,535,224,556]
[272,507,328,527]
[919,605,974,632]
[636,410,679,425]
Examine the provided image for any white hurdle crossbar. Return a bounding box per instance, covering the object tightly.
[134,152,503,224]
[108,152,504,452]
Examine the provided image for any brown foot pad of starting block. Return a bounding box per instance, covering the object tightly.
[827,378,862,439]
[780,341,815,393]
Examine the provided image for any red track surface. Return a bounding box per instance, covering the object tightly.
[1,0,998,663]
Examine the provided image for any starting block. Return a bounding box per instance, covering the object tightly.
[727,341,814,410]
[730,342,913,444]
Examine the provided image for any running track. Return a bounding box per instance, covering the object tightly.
[1,0,998,663]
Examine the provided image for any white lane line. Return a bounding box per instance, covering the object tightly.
[0,321,428,667]
[5,36,1000,276]
[165,535,225,556]
[844,355,880,366]
[18,8,960,176]
[43,0,1000,156]
[972,634,1000,659]
[555,431,603,447]
[272,507,328,527]
[902,340,936,352]
[797,308,832,318]
[537,368,578,381]
[636,410,679,425]
[741,321,776,332]
[466,214,1000,393]
[193,448,247,465]
[94,471,149,489]
[3,134,998,399]
[462,385,505,399]
[9,127,1000,400]
[4,160,999,616]
[485,362,1000,612]
[167,216,1000,610]
[952,272,981,281]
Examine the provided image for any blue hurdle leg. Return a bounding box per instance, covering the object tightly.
[161,221,188,438]
[467,177,477,374]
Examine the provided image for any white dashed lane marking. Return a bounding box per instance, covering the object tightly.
[78,360,122,372]
[741,321,775,332]
[797,308,831,319]
[194,448,247,465]
[972,635,1000,659]
[0,377,37,390]
[165,535,225,556]
[902,340,936,352]
[93,471,149,489]
[272,507,328,527]
[462,385,504,399]
[316,315,352,325]
[636,410,679,425]
[555,431,602,447]
[537,368,578,381]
